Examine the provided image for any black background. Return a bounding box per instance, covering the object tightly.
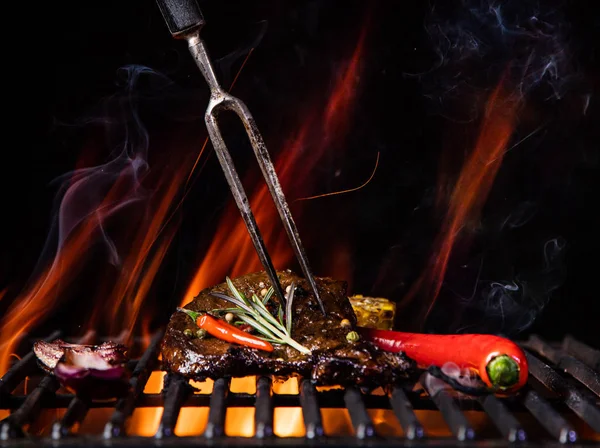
[1,1,598,346]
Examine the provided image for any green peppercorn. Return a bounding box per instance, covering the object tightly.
[196,329,208,339]
[183,328,195,338]
[346,331,360,342]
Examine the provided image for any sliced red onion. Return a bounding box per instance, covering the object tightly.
[33,339,130,399]
[55,352,127,381]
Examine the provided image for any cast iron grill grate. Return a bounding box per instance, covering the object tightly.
[0,332,598,447]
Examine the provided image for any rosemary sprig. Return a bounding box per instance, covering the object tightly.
[211,278,311,355]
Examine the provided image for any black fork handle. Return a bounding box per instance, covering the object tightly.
[155,0,205,38]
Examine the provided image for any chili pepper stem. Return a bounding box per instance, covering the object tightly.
[177,307,201,321]
[486,355,520,390]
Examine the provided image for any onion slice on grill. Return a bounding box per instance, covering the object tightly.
[33,339,130,399]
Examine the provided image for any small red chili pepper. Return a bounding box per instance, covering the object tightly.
[178,308,273,353]
[359,327,528,392]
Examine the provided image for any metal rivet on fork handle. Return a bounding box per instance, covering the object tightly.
[155,0,327,315]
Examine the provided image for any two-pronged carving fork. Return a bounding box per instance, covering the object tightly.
[155,0,326,314]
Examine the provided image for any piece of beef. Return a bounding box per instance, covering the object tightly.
[161,271,416,388]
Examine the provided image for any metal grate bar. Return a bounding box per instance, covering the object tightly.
[0,375,60,440]
[204,377,229,439]
[103,331,164,439]
[2,389,419,410]
[527,335,600,397]
[254,376,273,439]
[299,379,323,439]
[0,331,61,396]
[421,375,475,441]
[479,394,526,442]
[155,374,193,439]
[526,350,600,432]
[389,386,424,440]
[343,387,376,439]
[51,396,90,439]
[562,335,600,371]
[528,335,600,397]
[522,388,578,443]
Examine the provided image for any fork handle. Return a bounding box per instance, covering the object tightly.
[155,0,205,38]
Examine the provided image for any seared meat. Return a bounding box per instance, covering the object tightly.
[161,271,416,388]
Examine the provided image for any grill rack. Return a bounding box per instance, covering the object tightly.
[0,332,598,447]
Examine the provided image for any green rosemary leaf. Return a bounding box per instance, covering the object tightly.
[226,277,248,305]
[210,307,243,314]
[250,295,285,331]
[236,314,280,340]
[262,286,275,305]
[177,307,201,321]
[257,337,283,344]
[211,292,253,314]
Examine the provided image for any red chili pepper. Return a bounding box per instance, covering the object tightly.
[178,308,273,353]
[359,327,528,392]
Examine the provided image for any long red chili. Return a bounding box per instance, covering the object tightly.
[178,308,274,353]
[359,327,528,392]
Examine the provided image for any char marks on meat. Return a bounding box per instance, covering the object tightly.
[161,271,416,388]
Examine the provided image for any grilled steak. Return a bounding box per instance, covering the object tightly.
[162,271,416,388]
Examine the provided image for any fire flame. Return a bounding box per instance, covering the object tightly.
[0,146,193,376]
[401,72,520,325]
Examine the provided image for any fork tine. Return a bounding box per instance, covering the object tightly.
[186,33,327,315]
[204,108,287,307]
[226,99,327,316]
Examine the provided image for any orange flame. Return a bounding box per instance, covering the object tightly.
[402,72,520,325]
[0,148,192,376]
[102,175,182,336]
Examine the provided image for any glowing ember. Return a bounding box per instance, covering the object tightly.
[401,73,520,325]
[272,378,304,437]
[128,371,166,436]
[321,409,354,435]
[225,377,257,437]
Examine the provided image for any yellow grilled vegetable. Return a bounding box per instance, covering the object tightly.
[349,295,396,330]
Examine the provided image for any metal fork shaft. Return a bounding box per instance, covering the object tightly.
[185,34,326,314]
